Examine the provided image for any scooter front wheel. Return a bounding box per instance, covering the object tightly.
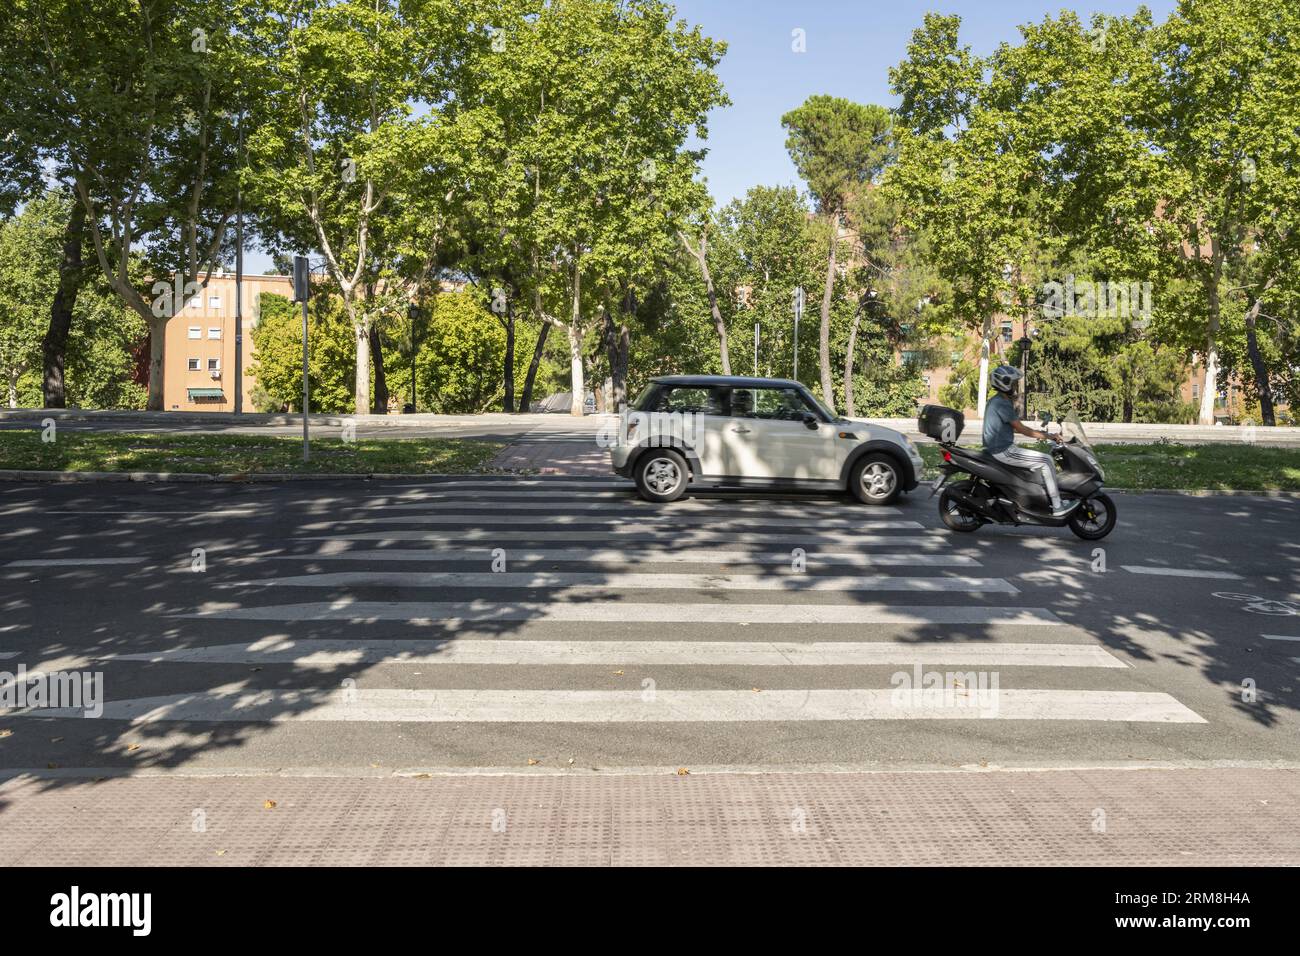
[939,481,983,533]
[1068,493,1117,540]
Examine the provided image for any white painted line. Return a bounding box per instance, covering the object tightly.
[305,514,926,529]
[1122,566,1243,580]
[225,570,1019,594]
[184,601,1062,626]
[41,510,262,516]
[3,557,148,567]
[271,549,980,568]
[364,496,842,504]
[112,639,1126,668]
[0,625,27,633]
[11,688,1203,723]
[378,500,900,515]
[0,651,17,660]
[1262,634,1300,642]
[298,530,943,545]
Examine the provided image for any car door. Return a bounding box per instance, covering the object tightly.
[722,386,841,481]
[651,385,728,477]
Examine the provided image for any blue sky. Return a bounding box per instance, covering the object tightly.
[246,0,1178,272]
[674,0,1177,205]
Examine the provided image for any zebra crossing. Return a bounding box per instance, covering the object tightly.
[1,478,1207,748]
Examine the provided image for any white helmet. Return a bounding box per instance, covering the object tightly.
[990,364,1023,394]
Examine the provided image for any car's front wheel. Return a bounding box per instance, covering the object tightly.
[634,449,689,502]
[849,452,902,505]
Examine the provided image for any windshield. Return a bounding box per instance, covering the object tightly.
[1061,410,1092,451]
[800,388,838,422]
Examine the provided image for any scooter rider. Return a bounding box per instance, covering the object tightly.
[983,365,1074,517]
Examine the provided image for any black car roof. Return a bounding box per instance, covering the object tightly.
[649,375,807,389]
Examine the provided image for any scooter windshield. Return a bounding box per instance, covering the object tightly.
[1061,410,1093,451]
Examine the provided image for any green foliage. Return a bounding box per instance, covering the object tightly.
[0,191,61,404]
[248,292,355,412]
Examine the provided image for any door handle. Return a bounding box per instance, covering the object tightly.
[730,426,751,434]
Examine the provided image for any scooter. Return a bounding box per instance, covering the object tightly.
[917,404,1117,540]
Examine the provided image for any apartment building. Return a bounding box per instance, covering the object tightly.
[162,272,293,412]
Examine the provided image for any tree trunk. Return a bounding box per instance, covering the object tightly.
[7,370,18,409]
[502,306,516,413]
[843,304,864,418]
[680,231,730,374]
[147,316,167,411]
[568,264,585,417]
[818,220,837,411]
[1198,345,1219,425]
[975,320,992,419]
[1243,295,1275,426]
[43,202,85,408]
[354,317,370,416]
[369,325,388,414]
[520,319,550,412]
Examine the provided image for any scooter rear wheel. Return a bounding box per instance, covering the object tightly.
[1068,493,1117,540]
[939,481,983,533]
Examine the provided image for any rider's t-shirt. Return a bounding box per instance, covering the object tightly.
[982,394,1016,453]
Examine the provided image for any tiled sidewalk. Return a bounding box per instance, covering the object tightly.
[3,767,1297,866]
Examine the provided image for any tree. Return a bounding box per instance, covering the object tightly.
[247,291,355,413]
[4,0,255,409]
[0,193,63,406]
[889,14,1046,419]
[782,96,894,412]
[246,0,466,415]
[459,0,725,416]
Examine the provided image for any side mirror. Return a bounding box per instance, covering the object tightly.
[801,412,819,430]
[1038,411,1051,425]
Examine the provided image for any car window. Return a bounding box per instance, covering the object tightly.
[651,386,723,415]
[733,386,816,422]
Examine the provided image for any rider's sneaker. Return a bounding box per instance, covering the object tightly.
[1050,501,1080,518]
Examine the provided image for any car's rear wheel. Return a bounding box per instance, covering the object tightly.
[849,452,902,505]
[634,449,688,502]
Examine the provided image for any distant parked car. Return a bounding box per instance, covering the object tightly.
[608,375,925,504]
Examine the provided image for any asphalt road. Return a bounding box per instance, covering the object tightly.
[0,476,1296,775]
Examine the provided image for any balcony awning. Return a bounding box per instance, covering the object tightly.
[187,388,224,400]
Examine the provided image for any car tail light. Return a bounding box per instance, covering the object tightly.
[941,449,952,463]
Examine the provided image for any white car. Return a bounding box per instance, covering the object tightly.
[609,375,925,504]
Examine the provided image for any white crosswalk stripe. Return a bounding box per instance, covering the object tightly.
[14,688,1204,724]
[301,514,925,529]
[12,477,1202,730]
[102,638,1127,668]
[222,570,1019,593]
[299,530,946,545]
[267,548,981,567]
[183,601,1061,625]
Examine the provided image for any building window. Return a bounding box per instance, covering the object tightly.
[1192,384,1200,401]
[208,358,221,371]
[901,350,922,367]
[187,296,201,309]
[1000,321,1014,343]
[208,295,221,309]
[208,327,221,340]
[188,358,200,371]
[187,326,201,339]
[922,375,931,392]
[950,351,962,366]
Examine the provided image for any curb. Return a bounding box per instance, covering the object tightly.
[0,469,628,484]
